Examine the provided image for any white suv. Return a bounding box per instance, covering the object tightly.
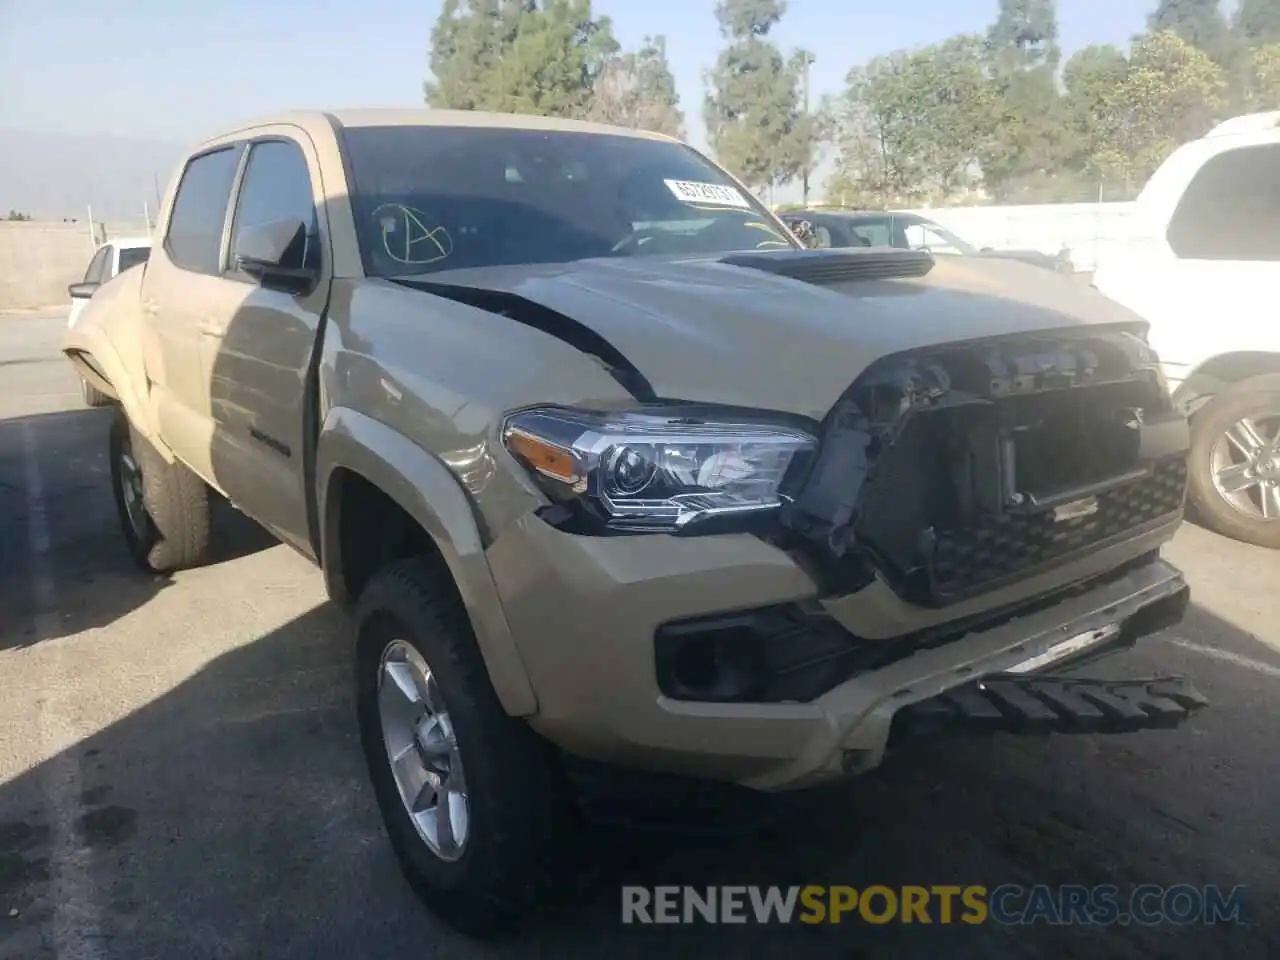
[1093,111,1280,549]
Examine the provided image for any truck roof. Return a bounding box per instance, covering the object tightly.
[191,108,680,153]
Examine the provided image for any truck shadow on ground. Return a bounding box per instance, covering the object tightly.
[1,595,1275,960]
[0,407,277,650]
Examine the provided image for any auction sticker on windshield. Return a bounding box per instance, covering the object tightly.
[664,179,751,208]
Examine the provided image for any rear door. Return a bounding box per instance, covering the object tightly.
[139,143,245,482]
[201,130,332,555]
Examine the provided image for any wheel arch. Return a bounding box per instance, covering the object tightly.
[61,270,171,455]
[62,337,168,452]
[317,406,537,716]
[1174,352,1280,417]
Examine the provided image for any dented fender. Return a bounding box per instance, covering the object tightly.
[61,268,170,456]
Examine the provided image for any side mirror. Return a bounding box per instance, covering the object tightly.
[68,281,100,299]
[232,217,317,293]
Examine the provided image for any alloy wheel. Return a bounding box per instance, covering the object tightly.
[1210,413,1280,521]
[377,639,470,862]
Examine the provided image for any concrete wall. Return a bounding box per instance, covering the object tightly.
[0,220,150,311]
[905,201,1146,271]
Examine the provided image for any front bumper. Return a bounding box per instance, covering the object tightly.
[486,515,1194,792]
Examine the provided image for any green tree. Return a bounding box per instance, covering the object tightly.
[1241,42,1280,109]
[583,36,685,136]
[1084,31,1226,193]
[704,0,812,192]
[1061,44,1133,197]
[424,0,617,116]
[981,0,1073,199]
[425,0,528,110]
[986,0,1060,69]
[828,36,997,205]
[1235,0,1280,44]
[1147,0,1229,59]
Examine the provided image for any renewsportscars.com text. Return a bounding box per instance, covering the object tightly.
[621,884,1247,926]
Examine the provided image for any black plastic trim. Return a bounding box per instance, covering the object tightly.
[889,673,1207,743]
[719,247,934,284]
[779,326,1189,607]
[653,553,1181,705]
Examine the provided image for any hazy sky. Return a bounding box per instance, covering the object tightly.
[2,0,1158,152]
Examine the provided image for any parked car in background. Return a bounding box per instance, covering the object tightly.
[780,209,1074,273]
[1093,110,1280,549]
[67,236,151,405]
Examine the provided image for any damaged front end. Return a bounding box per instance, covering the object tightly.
[778,326,1190,608]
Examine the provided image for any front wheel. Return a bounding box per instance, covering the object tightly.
[1187,378,1280,549]
[355,556,567,937]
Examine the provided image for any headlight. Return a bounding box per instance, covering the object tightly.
[502,407,818,532]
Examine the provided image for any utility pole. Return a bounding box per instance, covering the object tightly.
[801,52,814,207]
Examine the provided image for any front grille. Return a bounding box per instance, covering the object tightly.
[929,458,1187,601]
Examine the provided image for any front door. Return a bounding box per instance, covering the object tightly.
[200,131,332,556]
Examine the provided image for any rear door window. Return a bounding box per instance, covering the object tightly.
[1166,143,1280,261]
[164,146,243,275]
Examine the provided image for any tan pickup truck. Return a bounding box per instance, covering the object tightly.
[64,109,1206,936]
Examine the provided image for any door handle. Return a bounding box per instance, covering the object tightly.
[198,320,223,337]
[142,297,159,314]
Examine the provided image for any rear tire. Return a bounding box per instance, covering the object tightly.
[1187,377,1280,549]
[109,412,212,572]
[81,377,110,407]
[355,556,567,937]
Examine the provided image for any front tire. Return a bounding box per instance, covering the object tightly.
[1187,377,1280,549]
[109,412,212,572]
[355,556,566,937]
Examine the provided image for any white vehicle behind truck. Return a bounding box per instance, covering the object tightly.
[1093,111,1280,549]
[67,236,152,406]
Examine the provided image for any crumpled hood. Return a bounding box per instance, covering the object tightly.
[404,253,1147,421]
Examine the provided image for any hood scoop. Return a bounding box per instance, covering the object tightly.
[719,248,934,286]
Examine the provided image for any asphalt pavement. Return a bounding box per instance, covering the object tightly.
[0,310,1276,959]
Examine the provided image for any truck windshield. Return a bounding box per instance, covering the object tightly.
[340,125,797,277]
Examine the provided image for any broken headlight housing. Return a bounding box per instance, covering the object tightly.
[502,407,818,532]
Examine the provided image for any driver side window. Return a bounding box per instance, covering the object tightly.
[228,139,319,274]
